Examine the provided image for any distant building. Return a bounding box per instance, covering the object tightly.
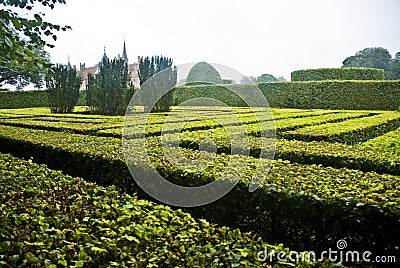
[78,41,140,90]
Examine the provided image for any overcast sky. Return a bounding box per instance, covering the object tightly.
[42,0,400,80]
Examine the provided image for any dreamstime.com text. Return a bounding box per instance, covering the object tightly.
[257,240,397,264]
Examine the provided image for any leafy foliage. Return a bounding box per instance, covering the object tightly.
[0,0,70,71]
[291,68,384,81]
[0,114,399,258]
[46,64,82,113]
[0,152,322,267]
[86,58,131,115]
[0,46,50,90]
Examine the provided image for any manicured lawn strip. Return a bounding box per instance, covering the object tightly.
[0,153,319,268]
[0,125,399,256]
[283,112,400,144]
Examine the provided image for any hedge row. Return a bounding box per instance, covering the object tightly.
[2,80,399,110]
[361,127,400,156]
[1,111,398,175]
[173,127,400,176]
[0,90,89,109]
[0,107,339,139]
[0,125,399,258]
[291,68,385,81]
[0,90,87,109]
[282,112,400,144]
[173,81,400,110]
[0,90,49,109]
[0,152,319,267]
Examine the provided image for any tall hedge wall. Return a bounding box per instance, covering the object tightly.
[0,90,49,109]
[173,80,400,110]
[291,68,384,81]
[2,81,399,111]
[0,90,88,109]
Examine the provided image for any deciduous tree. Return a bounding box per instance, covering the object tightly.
[342,47,392,78]
[0,0,70,89]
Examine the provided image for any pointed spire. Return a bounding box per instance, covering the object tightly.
[67,54,72,70]
[122,38,128,63]
[102,45,108,61]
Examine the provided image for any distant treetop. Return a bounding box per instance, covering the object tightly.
[186,62,222,85]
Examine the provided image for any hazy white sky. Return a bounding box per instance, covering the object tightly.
[42,0,400,80]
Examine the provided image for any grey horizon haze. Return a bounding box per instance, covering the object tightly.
[43,0,400,80]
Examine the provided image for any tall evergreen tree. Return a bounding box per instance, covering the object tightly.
[46,64,82,113]
[86,58,131,115]
[138,56,176,112]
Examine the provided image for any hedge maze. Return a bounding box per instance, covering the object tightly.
[0,106,399,267]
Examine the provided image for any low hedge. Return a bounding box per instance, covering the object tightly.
[282,112,400,144]
[0,125,399,259]
[173,81,400,110]
[0,152,320,267]
[0,90,49,109]
[291,68,384,81]
[361,127,400,157]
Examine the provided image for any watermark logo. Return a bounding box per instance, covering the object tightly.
[257,239,397,264]
[122,62,276,207]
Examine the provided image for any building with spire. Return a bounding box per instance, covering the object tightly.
[78,41,140,90]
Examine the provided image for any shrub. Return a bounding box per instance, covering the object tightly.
[46,64,82,113]
[291,67,384,81]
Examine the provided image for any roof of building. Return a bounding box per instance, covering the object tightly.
[80,65,99,80]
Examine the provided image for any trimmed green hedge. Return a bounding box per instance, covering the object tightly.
[282,112,400,144]
[291,68,384,81]
[0,90,49,109]
[0,90,87,109]
[2,80,399,111]
[0,125,399,258]
[1,152,321,267]
[173,81,400,110]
